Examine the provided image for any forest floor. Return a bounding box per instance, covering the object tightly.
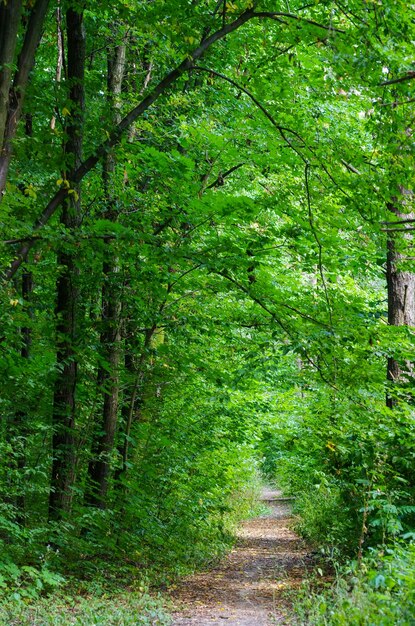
[169,488,315,626]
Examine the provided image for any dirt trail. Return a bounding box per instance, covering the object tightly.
[170,488,313,626]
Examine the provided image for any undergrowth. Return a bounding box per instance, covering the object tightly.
[0,473,263,624]
[0,590,171,626]
[294,543,415,625]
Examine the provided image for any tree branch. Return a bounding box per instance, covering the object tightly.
[252,11,345,33]
[305,164,333,328]
[217,268,328,328]
[379,72,415,86]
[206,162,246,189]
[192,65,307,153]
[4,9,259,279]
[193,65,348,194]
[382,218,415,226]
[4,6,340,279]
[381,227,415,233]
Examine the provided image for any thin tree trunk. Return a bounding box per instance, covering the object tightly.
[116,326,156,481]
[9,112,35,520]
[49,6,85,521]
[16,271,33,518]
[50,3,64,131]
[386,202,415,408]
[87,38,126,508]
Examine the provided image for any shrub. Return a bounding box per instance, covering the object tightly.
[296,543,415,625]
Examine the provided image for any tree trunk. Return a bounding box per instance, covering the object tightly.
[16,271,33,518]
[0,0,22,155]
[0,0,49,195]
[49,6,85,521]
[386,203,415,408]
[87,38,126,508]
[116,326,156,482]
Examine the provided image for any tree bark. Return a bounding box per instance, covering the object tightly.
[0,0,49,195]
[49,5,85,520]
[386,203,415,408]
[87,38,126,508]
[0,0,23,155]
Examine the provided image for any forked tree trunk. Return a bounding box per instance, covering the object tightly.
[0,0,22,156]
[49,6,85,520]
[0,0,49,195]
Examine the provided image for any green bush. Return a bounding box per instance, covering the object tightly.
[296,543,415,625]
[0,557,64,602]
[293,485,355,554]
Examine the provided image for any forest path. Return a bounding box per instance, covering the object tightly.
[170,488,313,625]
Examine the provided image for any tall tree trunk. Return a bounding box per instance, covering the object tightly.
[0,0,49,195]
[87,39,126,508]
[0,0,22,154]
[386,202,415,408]
[16,270,33,518]
[50,2,64,131]
[49,6,85,520]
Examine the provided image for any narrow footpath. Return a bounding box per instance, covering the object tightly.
[170,488,313,626]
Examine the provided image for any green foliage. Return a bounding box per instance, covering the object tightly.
[0,590,171,626]
[293,487,355,554]
[295,544,415,625]
[0,558,64,602]
[261,379,415,556]
[1,0,415,622]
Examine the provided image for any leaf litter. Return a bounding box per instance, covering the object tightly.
[170,489,315,625]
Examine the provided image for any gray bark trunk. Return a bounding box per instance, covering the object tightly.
[386,203,415,408]
[87,38,126,508]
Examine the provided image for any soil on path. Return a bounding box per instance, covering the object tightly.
[170,488,314,626]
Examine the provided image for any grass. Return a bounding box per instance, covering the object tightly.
[0,589,172,625]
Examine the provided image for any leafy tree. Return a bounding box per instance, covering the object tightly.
[0,3,414,619]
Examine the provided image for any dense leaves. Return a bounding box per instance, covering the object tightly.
[0,0,414,621]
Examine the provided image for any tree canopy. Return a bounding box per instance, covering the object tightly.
[0,0,414,620]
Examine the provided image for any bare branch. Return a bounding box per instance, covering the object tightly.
[382,218,415,226]
[381,227,415,233]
